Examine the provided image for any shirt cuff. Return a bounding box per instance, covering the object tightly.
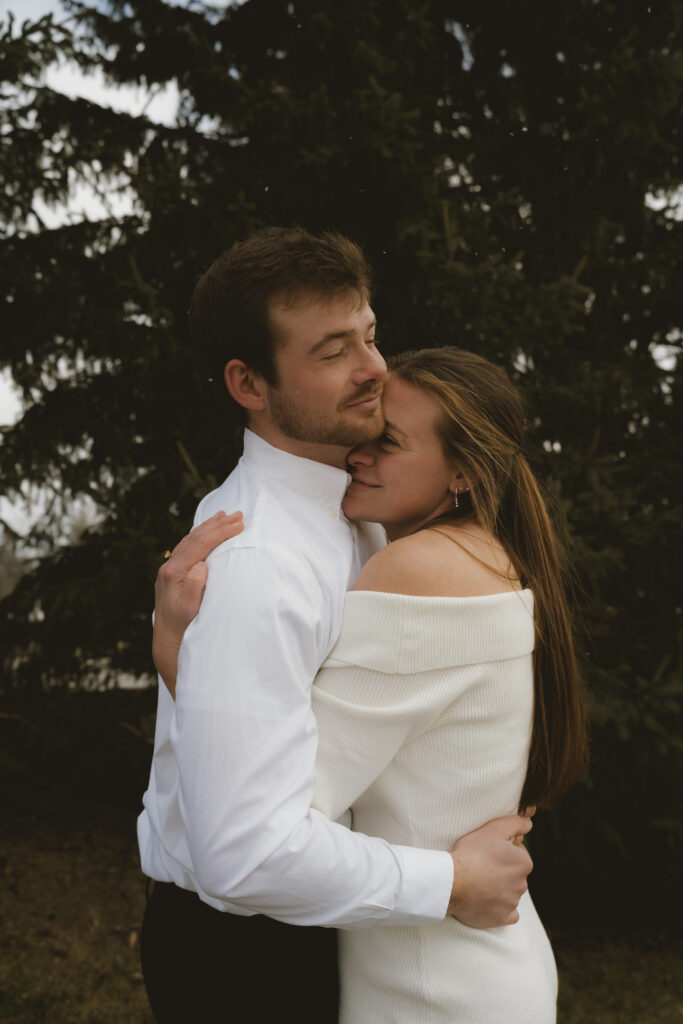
[384,846,453,925]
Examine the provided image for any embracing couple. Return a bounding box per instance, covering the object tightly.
[137,227,586,1022]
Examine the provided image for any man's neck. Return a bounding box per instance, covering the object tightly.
[246,423,350,471]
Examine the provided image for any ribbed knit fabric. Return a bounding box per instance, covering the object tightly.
[312,589,557,1023]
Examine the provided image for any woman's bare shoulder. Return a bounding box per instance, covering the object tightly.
[351,527,520,598]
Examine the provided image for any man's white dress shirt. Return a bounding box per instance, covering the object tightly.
[137,429,453,928]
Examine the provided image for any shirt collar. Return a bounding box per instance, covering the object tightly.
[241,429,351,510]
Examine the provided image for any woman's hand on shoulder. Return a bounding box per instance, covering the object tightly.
[154,510,244,697]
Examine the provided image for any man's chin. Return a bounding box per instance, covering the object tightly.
[339,409,385,443]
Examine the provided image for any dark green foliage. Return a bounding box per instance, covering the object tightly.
[1,685,157,810]
[0,0,681,926]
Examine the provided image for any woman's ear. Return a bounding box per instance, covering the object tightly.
[224,359,267,411]
[448,466,470,497]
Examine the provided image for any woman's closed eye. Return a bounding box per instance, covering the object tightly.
[379,433,399,448]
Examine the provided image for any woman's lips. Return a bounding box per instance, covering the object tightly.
[348,478,379,490]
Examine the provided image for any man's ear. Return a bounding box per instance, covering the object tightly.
[224,359,267,411]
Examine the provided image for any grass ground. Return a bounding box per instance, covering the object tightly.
[1,691,681,1022]
[1,802,151,1024]
[554,933,683,1023]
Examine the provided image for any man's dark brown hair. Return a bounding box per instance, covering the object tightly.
[189,226,374,387]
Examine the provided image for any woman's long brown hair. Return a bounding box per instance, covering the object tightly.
[390,347,587,809]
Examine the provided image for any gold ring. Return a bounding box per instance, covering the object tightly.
[163,550,172,560]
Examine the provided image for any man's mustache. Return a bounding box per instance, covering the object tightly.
[343,385,384,408]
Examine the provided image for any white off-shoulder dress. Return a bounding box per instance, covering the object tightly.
[312,589,557,1024]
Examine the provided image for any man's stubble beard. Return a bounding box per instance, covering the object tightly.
[268,386,384,448]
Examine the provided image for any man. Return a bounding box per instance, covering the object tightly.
[138,227,533,1022]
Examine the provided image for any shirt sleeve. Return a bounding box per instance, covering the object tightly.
[171,544,452,928]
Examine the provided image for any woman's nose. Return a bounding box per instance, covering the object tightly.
[347,444,376,468]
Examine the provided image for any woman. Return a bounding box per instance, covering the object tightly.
[155,347,586,1023]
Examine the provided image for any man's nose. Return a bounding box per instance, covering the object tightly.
[353,343,387,384]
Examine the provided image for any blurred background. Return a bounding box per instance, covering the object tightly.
[0,1,681,1021]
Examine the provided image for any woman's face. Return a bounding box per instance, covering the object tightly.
[342,375,461,540]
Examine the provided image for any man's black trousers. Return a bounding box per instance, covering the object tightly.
[140,880,340,1022]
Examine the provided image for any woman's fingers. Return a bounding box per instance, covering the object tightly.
[166,511,244,569]
[155,512,244,629]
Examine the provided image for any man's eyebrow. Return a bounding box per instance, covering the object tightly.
[308,319,377,354]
